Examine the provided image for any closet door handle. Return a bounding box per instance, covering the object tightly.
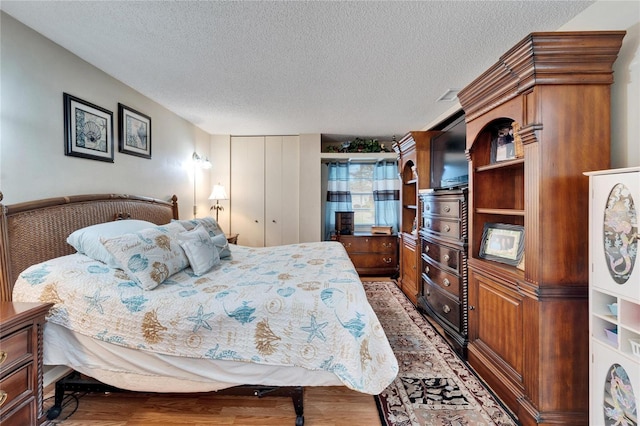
[255,220,259,223]
[272,220,277,223]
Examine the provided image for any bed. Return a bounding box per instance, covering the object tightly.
[0,193,398,425]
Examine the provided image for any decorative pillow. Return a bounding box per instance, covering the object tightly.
[173,217,224,237]
[173,217,231,258]
[66,219,156,268]
[102,225,189,290]
[176,225,220,276]
[211,233,231,259]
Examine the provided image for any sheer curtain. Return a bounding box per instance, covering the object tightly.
[325,162,352,240]
[373,160,400,233]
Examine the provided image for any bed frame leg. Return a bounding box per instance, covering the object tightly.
[291,386,304,426]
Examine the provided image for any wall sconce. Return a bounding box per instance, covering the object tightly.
[192,152,212,169]
[192,151,212,218]
[208,184,228,222]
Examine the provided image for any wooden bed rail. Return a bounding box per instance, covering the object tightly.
[0,192,179,301]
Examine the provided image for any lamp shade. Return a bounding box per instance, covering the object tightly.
[208,184,228,201]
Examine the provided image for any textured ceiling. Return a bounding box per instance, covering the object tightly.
[1,1,594,141]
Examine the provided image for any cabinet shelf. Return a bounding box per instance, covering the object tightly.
[475,158,524,172]
[475,208,525,216]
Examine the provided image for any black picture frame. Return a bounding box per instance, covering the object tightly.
[118,103,152,159]
[478,223,525,266]
[490,124,516,164]
[64,93,114,162]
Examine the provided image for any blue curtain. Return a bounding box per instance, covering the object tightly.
[325,162,352,240]
[373,160,400,233]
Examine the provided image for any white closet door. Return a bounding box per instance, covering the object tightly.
[231,136,265,247]
[280,136,299,245]
[265,136,300,246]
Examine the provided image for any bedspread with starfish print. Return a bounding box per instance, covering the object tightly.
[13,241,398,394]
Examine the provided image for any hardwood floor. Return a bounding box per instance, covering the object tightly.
[44,385,382,425]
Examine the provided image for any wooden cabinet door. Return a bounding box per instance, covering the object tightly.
[231,136,265,247]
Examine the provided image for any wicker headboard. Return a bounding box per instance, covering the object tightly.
[0,192,179,301]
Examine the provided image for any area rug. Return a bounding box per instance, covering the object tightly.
[363,281,517,426]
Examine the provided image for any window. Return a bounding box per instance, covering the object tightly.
[348,162,375,231]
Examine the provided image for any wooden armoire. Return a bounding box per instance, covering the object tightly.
[457,31,625,425]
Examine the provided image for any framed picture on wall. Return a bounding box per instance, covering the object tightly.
[118,103,152,159]
[63,93,114,162]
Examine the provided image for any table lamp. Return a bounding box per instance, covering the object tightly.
[208,184,228,222]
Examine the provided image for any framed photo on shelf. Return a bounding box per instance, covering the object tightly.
[64,93,114,162]
[490,124,516,163]
[118,103,152,159]
[479,223,525,266]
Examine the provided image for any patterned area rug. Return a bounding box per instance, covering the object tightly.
[363,281,517,426]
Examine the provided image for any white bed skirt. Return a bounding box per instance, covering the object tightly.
[44,323,344,393]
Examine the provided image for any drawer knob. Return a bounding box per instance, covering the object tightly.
[426,220,431,228]
[0,351,6,365]
[443,278,450,287]
[443,254,450,262]
[344,242,352,248]
[365,238,370,242]
[426,205,430,211]
[383,257,393,264]
[442,304,451,314]
[444,225,451,232]
[426,289,431,296]
[469,305,475,311]
[425,246,429,252]
[443,205,451,213]
[424,266,430,274]
[383,242,393,248]
[0,391,7,407]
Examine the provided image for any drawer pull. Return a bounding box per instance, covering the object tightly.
[426,289,431,296]
[443,278,450,287]
[425,246,429,252]
[0,391,7,407]
[424,266,430,274]
[0,351,6,365]
[469,305,475,310]
[382,242,393,248]
[426,220,431,228]
[344,243,352,248]
[443,205,451,213]
[383,257,393,264]
[442,304,451,314]
[444,225,451,232]
[443,254,450,262]
[365,238,370,243]
[426,205,430,211]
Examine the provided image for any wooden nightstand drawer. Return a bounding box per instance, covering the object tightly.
[0,363,33,416]
[347,253,397,269]
[0,328,31,376]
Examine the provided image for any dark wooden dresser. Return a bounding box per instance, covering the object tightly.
[336,233,398,276]
[418,188,468,356]
[0,302,52,426]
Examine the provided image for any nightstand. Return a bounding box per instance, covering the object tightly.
[226,233,239,245]
[1,302,52,426]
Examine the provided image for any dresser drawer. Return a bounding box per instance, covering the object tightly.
[339,236,396,254]
[422,280,461,331]
[421,239,463,274]
[422,257,461,297]
[422,216,462,240]
[422,198,461,219]
[0,363,32,416]
[0,328,31,376]
[347,253,397,269]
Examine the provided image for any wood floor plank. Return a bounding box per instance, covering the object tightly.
[45,386,382,425]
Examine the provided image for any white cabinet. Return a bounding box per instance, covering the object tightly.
[586,167,639,426]
[230,136,299,247]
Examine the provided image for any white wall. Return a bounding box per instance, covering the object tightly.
[0,12,211,220]
[558,0,640,168]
